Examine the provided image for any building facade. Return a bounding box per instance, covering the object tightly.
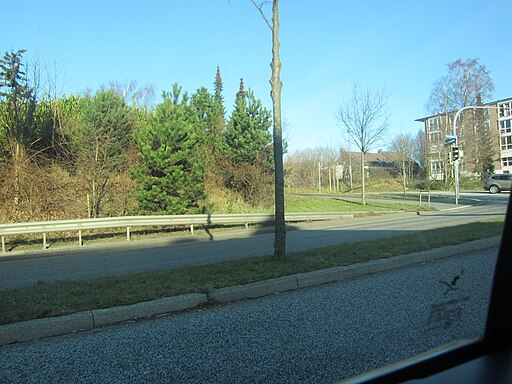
[417,97,512,180]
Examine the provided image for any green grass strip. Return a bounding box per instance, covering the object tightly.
[0,220,503,326]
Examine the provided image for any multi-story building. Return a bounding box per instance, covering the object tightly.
[416,97,512,180]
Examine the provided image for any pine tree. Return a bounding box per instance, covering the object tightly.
[191,86,223,166]
[0,49,36,154]
[132,89,207,215]
[225,89,272,168]
[236,78,245,100]
[0,49,37,212]
[214,65,225,124]
[223,87,273,202]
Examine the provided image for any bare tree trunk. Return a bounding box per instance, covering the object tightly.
[13,142,21,210]
[402,160,407,196]
[349,151,353,189]
[251,0,286,260]
[361,152,366,205]
[270,0,285,260]
[87,193,91,219]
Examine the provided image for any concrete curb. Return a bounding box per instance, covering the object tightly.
[0,293,207,346]
[208,276,298,303]
[91,294,208,328]
[0,237,500,346]
[0,311,94,346]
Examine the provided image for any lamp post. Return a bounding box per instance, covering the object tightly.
[452,105,500,205]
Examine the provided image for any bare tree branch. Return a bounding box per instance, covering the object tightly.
[250,0,272,30]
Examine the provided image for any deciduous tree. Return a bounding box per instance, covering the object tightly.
[251,0,286,260]
[336,83,389,204]
[70,88,136,218]
[427,58,494,114]
[427,59,495,178]
[389,133,416,196]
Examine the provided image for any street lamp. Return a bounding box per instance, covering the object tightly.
[452,105,500,205]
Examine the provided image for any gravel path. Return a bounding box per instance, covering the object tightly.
[0,248,498,383]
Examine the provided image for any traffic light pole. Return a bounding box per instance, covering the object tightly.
[454,157,460,205]
[452,105,500,205]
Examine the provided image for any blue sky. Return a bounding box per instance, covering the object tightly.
[2,0,511,153]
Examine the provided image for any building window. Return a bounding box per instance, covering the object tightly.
[501,157,512,167]
[500,119,512,134]
[499,102,512,118]
[428,117,441,132]
[431,161,443,173]
[429,131,442,145]
[501,136,512,151]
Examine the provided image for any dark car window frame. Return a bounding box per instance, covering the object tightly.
[343,192,512,383]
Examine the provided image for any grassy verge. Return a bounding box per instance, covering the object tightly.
[0,219,503,326]
[285,194,432,212]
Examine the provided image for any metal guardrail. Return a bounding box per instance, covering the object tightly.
[0,212,355,253]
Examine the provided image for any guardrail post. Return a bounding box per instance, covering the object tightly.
[78,230,82,246]
[245,222,249,230]
[190,224,194,236]
[1,236,5,253]
[127,227,131,241]
[43,233,47,250]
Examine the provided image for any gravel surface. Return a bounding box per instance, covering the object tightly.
[0,248,498,383]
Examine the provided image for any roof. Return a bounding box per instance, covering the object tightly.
[415,96,512,122]
[339,150,416,165]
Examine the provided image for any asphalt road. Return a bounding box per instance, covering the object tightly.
[0,247,498,383]
[0,192,508,289]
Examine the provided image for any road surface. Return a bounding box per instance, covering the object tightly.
[0,192,507,289]
[0,246,498,383]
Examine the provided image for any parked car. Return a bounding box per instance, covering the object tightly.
[484,173,512,193]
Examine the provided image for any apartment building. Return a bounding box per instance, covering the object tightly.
[416,97,512,180]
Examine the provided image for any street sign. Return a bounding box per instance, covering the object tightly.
[445,135,457,146]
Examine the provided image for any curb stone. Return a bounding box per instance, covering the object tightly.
[0,311,94,345]
[0,236,500,346]
[91,294,208,328]
[208,276,298,303]
[0,293,207,346]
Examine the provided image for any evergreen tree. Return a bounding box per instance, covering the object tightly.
[223,86,273,203]
[236,78,246,100]
[191,87,222,139]
[0,49,37,211]
[0,49,36,154]
[191,87,224,168]
[225,88,272,169]
[214,65,225,126]
[132,89,207,215]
